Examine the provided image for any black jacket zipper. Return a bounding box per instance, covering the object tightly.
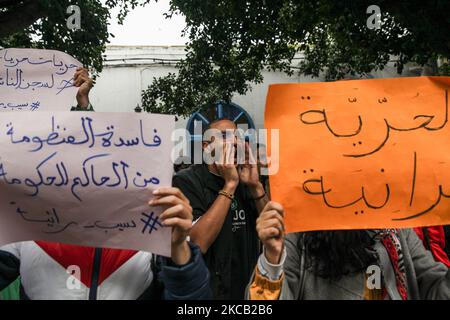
[89,248,102,300]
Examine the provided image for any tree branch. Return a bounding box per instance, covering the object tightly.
[0,0,47,38]
[0,0,22,8]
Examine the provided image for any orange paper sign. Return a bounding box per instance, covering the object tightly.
[265,76,450,233]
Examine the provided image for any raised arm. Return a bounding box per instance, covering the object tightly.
[73,67,94,110]
[177,142,240,254]
[149,187,212,299]
[247,202,303,300]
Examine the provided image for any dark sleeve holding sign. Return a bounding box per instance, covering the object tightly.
[152,242,212,300]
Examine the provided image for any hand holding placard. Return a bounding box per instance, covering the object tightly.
[265,76,450,233]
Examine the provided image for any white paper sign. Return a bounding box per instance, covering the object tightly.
[0,112,175,257]
[0,48,81,112]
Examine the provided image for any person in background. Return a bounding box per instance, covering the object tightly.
[414,227,450,267]
[173,118,268,299]
[445,226,450,258]
[248,202,450,300]
[0,68,211,300]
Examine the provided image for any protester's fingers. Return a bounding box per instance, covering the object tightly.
[257,210,284,230]
[223,141,232,165]
[73,73,82,86]
[247,143,257,165]
[260,227,281,240]
[80,74,91,82]
[257,218,284,235]
[74,74,90,87]
[224,142,229,165]
[259,208,283,220]
[259,227,281,241]
[258,218,283,231]
[235,139,245,165]
[74,77,84,87]
[258,211,276,226]
[148,195,186,208]
[262,201,284,217]
[213,140,226,166]
[73,69,84,81]
[73,68,90,83]
[243,141,250,164]
[75,67,88,75]
[214,141,233,167]
[161,217,192,230]
[159,203,192,221]
[225,142,235,165]
[78,74,93,87]
[216,144,226,167]
[152,187,189,203]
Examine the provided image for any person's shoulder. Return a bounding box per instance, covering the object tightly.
[398,228,415,239]
[398,228,421,248]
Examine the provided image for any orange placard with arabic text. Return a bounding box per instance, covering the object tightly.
[265,76,450,233]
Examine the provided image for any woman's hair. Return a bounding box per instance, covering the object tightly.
[299,230,378,281]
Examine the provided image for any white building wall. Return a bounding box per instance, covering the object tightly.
[90,46,422,130]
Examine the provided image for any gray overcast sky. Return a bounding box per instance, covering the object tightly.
[107,0,187,46]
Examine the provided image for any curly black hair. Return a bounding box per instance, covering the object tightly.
[299,230,379,281]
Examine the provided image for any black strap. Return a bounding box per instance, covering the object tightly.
[444,226,450,258]
[422,227,432,251]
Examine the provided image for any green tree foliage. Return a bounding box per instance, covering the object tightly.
[0,0,151,74]
[142,0,450,116]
